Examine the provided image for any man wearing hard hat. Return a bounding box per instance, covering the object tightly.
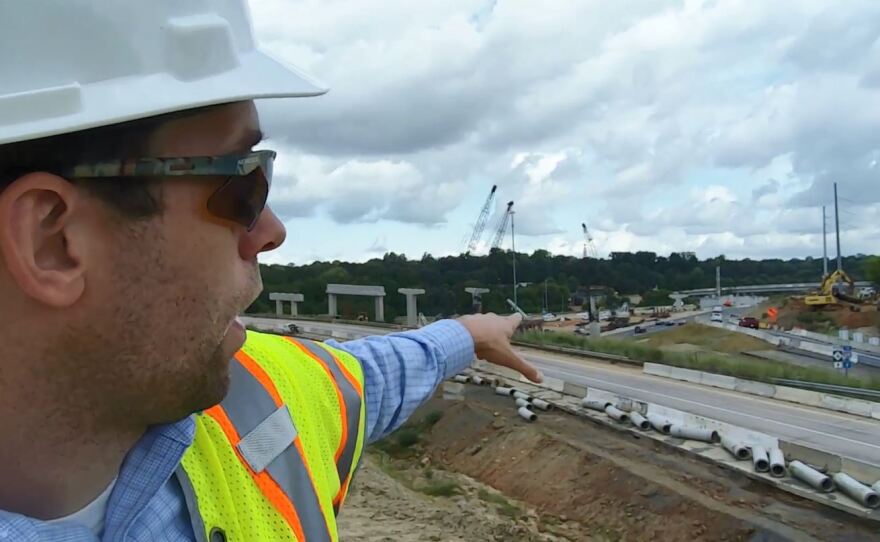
[0,1,541,541]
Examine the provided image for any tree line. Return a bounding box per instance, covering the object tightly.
[249,250,878,322]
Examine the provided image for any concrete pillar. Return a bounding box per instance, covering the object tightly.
[465,287,490,314]
[374,296,385,322]
[290,300,299,316]
[328,293,337,317]
[398,288,426,327]
[269,292,304,317]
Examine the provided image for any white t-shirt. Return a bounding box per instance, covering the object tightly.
[46,478,117,536]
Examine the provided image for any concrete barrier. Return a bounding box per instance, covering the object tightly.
[779,440,842,473]
[523,374,564,392]
[820,395,874,418]
[773,386,823,408]
[563,381,588,398]
[873,404,880,421]
[700,372,737,390]
[670,367,703,384]
[734,379,776,398]
[643,363,672,378]
[841,458,880,486]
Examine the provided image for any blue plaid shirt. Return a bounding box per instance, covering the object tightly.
[0,320,475,541]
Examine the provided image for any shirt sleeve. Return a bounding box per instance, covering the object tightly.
[326,319,475,444]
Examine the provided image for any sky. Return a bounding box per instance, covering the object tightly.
[248,0,880,265]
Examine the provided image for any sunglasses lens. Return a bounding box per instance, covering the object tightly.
[207,169,269,230]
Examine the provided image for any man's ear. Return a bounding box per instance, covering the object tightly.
[0,173,87,307]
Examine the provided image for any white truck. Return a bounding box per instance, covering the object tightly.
[710,305,724,323]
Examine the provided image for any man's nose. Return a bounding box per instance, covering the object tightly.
[240,205,286,260]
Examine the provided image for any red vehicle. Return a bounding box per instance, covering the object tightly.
[738,317,759,329]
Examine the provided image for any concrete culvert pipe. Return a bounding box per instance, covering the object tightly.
[453,375,470,383]
[495,386,513,396]
[629,412,650,430]
[604,405,629,423]
[768,448,786,478]
[471,375,484,386]
[789,461,833,492]
[872,481,880,494]
[582,399,611,412]
[515,397,531,408]
[720,436,752,460]
[751,445,770,473]
[512,391,532,401]
[518,406,537,422]
[646,413,672,434]
[669,425,720,444]
[832,473,880,508]
[531,399,552,411]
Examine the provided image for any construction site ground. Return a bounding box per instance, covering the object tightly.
[340,386,877,541]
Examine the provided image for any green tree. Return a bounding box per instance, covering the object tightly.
[865,256,880,285]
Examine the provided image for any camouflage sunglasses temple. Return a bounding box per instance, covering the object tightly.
[63,149,276,183]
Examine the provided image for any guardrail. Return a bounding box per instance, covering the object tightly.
[770,379,880,402]
[511,340,643,367]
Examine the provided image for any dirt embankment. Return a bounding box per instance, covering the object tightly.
[345,387,876,541]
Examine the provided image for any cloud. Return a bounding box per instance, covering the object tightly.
[246,0,880,261]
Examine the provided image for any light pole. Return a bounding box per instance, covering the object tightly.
[511,210,518,307]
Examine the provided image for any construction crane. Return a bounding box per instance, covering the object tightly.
[490,201,514,249]
[582,222,597,258]
[463,185,497,254]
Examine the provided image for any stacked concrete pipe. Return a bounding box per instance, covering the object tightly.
[531,399,552,411]
[768,448,786,477]
[645,413,672,434]
[582,398,611,412]
[721,436,751,460]
[604,405,629,422]
[751,445,770,473]
[668,425,720,444]
[518,406,537,422]
[629,412,650,430]
[512,391,532,402]
[789,461,833,492]
[832,473,880,508]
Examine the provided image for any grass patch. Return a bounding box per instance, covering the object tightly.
[419,481,461,497]
[636,323,770,354]
[372,410,445,456]
[477,488,521,518]
[517,328,880,392]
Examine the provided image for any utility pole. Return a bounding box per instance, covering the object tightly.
[715,265,721,298]
[511,210,518,308]
[834,182,842,272]
[822,206,828,277]
[543,279,548,314]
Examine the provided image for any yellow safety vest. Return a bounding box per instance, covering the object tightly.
[176,331,366,542]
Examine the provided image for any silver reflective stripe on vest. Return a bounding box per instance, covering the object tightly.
[294,340,363,492]
[221,356,332,542]
[176,466,209,542]
[237,405,298,473]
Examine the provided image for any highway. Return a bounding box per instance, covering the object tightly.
[693,309,880,368]
[242,315,880,466]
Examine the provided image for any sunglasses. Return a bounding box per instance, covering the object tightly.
[64,150,275,231]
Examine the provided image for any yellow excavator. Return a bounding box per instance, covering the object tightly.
[805,269,860,307]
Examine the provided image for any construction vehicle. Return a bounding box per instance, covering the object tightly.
[805,269,861,307]
[463,185,497,254]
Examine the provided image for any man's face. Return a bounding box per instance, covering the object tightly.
[47,102,285,424]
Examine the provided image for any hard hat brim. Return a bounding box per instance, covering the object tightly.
[0,49,327,146]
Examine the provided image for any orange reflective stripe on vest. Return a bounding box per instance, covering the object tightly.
[204,352,332,541]
[284,338,364,513]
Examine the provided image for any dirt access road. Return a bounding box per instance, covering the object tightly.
[340,386,876,541]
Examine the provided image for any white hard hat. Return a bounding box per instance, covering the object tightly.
[0,0,326,146]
